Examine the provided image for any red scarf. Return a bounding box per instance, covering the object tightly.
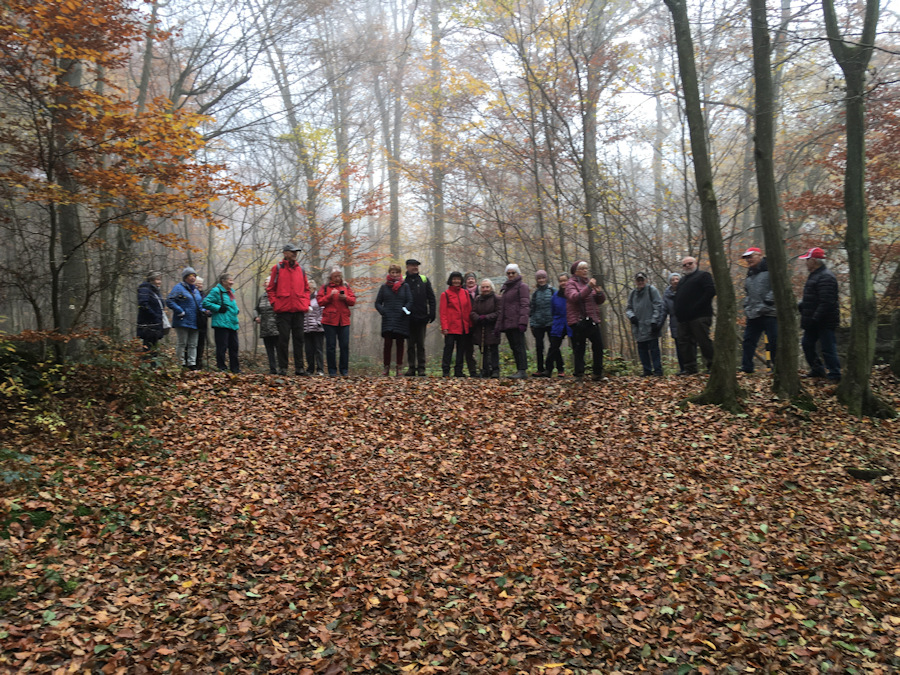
[387,274,403,293]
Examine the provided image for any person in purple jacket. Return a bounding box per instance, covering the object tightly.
[538,273,572,377]
[565,260,606,380]
[495,263,531,379]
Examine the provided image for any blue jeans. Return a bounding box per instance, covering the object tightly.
[801,324,841,380]
[637,339,663,375]
[742,316,777,372]
[324,324,350,376]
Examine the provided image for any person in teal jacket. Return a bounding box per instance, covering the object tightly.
[202,272,241,373]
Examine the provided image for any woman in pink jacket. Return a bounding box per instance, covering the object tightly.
[564,260,606,380]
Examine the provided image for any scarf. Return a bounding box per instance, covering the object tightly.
[386,274,403,293]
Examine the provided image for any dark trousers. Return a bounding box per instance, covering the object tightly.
[463,333,478,375]
[324,324,350,376]
[406,320,428,373]
[531,325,551,373]
[637,338,663,375]
[742,316,777,372]
[276,312,305,374]
[544,334,567,375]
[480,344,499,377]
[572,321,603,377]
[262,335,278,374]
[442,334,466,375]
[670,330,686,374]
[802,325,841,380]
[196,329,207,370]
[504,329,528,372]
[214,327,240,373]
[383,333,406,367]
[304,332,324,373]
[676,316,713,374]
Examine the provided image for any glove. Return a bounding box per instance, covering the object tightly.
[629,315,638,325]
[428,316,436,324]
[651,322,658,333]
[519,324,527,332]
[218,305,228,313]
[176,313,185,320]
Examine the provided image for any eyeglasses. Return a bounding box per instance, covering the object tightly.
[506,272,517,276]
[682,262,695,267]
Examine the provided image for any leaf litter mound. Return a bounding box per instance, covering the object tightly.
[1,371,899,674]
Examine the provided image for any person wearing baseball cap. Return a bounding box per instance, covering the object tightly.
[739,247,777,374]
[625,272,664,376]
[797,247,841,381]
[266,243,310,375]
[403,258,436,375]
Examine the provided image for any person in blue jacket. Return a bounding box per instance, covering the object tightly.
[539,273,572,377]
[202,272,241,374]
[167,266,207,369]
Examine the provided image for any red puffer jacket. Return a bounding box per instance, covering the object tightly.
[317,283,356,326]
[266,260,310,313]
[440,286,472,335]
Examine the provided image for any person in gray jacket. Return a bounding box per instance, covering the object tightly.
[529,270,555,376]
[740,247,777,373]
[625,272,664,376]
[255,283,280,374]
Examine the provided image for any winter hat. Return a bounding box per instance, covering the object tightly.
[505,263,520,275]
[464,272,477,281]
[799,247,826,260]
[668,272,681,283]
[569,260,588,275]
[535,269,548,279]
[181,266,197,279]
[405,258,421,266]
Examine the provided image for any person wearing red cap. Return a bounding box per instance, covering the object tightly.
[797,247,841,381]
[740,247,777,373]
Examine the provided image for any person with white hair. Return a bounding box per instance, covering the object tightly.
[470,278,501,378]
[316,267,356,376]
[494,263,531,378]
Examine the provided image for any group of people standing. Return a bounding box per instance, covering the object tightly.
[137,242,842,382]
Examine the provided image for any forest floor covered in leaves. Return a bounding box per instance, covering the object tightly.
[1,369,900,674]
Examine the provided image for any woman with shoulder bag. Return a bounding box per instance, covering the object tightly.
[202,272,241,374]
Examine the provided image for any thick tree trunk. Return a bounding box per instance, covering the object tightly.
[822,0,894,418]
[664,0,741,410]
[430,0,445,288]
[748,0,805,403]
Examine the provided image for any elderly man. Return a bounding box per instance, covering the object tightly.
[266,243,310,376]
[626,272,664,376]
[798,247,841,381]
[673,256,716,374]
[740,247,777,373]
[403,258,437,376]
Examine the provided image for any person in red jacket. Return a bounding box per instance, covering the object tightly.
[317,268,356,376]
[266,243,310,376]
[440,271,472,377]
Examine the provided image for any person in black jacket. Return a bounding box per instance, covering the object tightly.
[136,272,168,357]
[798,247,841,381]
[375,264,413,376]
[403,259,436,376]
[673,256,716,374]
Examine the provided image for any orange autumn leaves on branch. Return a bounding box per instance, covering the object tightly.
[0,0,261,247]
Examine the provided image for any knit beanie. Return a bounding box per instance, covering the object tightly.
[569,260,587,275]
[181,266,197,279]
[535,269,548,279]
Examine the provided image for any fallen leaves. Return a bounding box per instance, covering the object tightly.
[0,371,899,673]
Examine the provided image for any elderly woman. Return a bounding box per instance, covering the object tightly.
[137,271,168,356]
[202,272,241,373]
[495,263,530,378]
[304,281,325,375]
[167,266,204,369]
[317,268,356,376]
[255,279,280,374]
[660,272,684,375]
[565,260,606,380]
[439,271,472,377]
[375,264,413,376]
[471,278,501,378]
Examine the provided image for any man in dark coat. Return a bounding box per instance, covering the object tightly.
[797,247,841,381]
[740,247,777,373]
[673,256,716,374]
[403,258,436,376]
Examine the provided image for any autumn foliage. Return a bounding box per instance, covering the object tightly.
[1,369,899,673]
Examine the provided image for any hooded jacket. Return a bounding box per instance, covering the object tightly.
[626,284,664,343]
[496,274,531,332]
[440,285,472,335]
[266,259,310,313]
[202,284,240,331]
[166,281,204,330]
[744,258,776,319]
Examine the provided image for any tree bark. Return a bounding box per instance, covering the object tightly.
[822,0,894,417]
[664,0,741,410]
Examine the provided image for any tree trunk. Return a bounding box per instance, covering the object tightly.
[664,0,741,410]
[430,0,446,288]
[748,0,805,403]
[822,0,894,418]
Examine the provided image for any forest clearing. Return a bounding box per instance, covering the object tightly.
[1,368,899,674]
